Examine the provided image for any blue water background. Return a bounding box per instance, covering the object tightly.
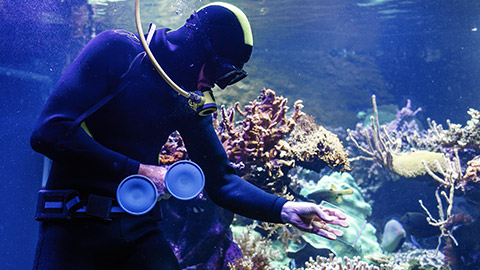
[1,0,479,268]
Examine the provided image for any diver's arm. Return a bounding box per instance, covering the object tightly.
[180,116,350,236]
[179,116,288,223]
[30,31,140,180]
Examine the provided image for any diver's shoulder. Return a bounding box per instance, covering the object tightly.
[94,30,141,50]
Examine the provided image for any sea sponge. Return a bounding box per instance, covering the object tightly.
[390,150,445,178]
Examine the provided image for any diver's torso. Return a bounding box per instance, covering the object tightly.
[46,29,205,196]
[84,55,194,165]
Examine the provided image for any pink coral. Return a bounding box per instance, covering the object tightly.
[214,88,302,181]
[463,155,480,183]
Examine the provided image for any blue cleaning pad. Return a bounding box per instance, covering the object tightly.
[117,175,158,215]
[165,160,205,200]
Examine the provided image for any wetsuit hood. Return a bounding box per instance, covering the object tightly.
[167,2,253,68]
[148,28,207,92]
[149,2,253,92]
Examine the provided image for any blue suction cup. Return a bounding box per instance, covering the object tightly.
[116,175,158,215]
[165,160,205,200]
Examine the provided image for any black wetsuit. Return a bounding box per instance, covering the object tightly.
[30,29,287,269]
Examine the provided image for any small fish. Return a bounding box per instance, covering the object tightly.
[307,184,354,203]
[400,212,440,239]
[381,218,406,253]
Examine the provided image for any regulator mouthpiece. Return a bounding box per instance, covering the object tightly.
[188,90,217,116]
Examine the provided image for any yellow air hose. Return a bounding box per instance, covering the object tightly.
[134,0,190,98]
[134,0,216,116]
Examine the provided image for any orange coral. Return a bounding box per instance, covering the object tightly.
[463,155,480,183]
[157,131,188,166]
[214,88,302,181]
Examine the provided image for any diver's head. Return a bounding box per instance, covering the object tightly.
[187,2,253,90]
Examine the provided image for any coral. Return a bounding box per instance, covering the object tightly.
[159,89,351,199]
[463,155,480,183]
[158,131,189,165]
[347,95,445,178]
[288,114,352,172]
[292,172,382,260]
[305,183,354,204]
[364,253,394,265]
[426,108,480,152]
[213,88,303,185]
[419,150,466,253]
[419,150,475,268]
[390,242,446,269]
[229,224,283,270]
[294,253,398,270]
[213,88,352,197]
[259,222,304,251]
[390,151,445,178]
[298,172,368,214]
[441,213,474,269]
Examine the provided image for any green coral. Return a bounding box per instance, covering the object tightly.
[293,172,383,260]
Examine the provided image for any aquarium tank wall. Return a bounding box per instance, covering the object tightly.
[1,0,480,269]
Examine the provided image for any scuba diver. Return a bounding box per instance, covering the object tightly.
[30,2,348,269]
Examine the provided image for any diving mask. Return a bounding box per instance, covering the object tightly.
[212,57,248,89]
[186,11,248,90]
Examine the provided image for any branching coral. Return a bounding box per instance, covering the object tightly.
[427,108,480,152]
[214,88,351,198]
[158,88,351,202]
[294,253,397,270]
[228,224,282,270]
[419,150,465,252]
[418,150,475,264]
[259,222,304,251]
[214,88,303,181]
[347,95,444,178]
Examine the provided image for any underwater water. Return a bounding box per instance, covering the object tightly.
[1,0,480,269]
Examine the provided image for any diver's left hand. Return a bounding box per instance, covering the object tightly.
[280,201,349,240]
[138,164,170,200]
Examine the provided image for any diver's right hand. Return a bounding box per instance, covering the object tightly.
[280,201,349,240]
[138,164,170,199]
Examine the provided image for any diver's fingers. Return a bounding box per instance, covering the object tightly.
[320,207,349,228]
[322,207,347,220]
[329,217,349,228]
[313,206,349,227]
[311,220,344,239]
[312,206,334,223]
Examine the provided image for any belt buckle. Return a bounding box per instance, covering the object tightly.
[35,190,80,221]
